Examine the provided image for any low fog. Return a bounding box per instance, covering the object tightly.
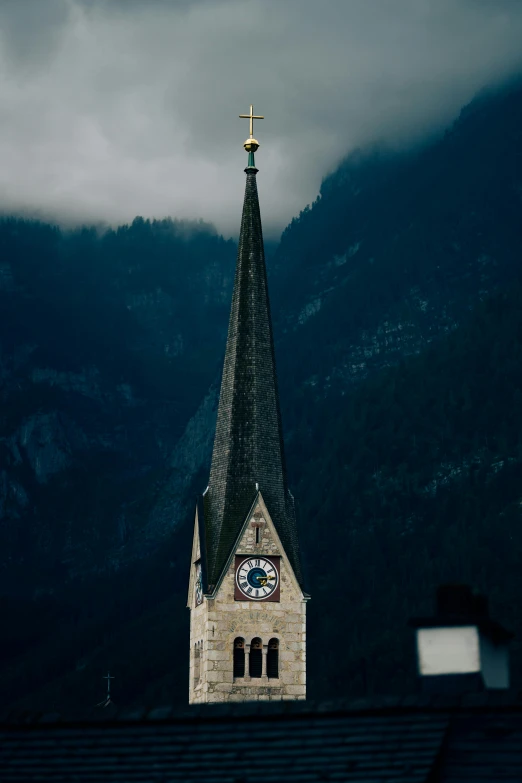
[1,0,522,237]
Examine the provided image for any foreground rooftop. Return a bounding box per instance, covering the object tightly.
[2,691,522,782]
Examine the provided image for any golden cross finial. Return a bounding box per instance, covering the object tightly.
[239,104,264,138]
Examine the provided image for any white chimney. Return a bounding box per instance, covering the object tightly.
[410,585,513,693]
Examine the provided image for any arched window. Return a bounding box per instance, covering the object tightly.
[233,637,245,678]
[250,637,263,678]
[267,638,279,678]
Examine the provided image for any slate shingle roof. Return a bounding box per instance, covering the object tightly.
[3,693,522,782]
[437,710,522,782]
[203,166,302,588]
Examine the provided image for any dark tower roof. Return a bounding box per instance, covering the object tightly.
[203,157,302,589]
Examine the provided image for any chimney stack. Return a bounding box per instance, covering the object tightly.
[409,585,513,694]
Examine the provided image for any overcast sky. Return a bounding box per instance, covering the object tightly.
[0,0,522,239]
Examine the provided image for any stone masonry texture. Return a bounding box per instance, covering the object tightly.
[189,499,307,704]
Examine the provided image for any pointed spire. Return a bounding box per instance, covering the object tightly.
[202,111,302,588]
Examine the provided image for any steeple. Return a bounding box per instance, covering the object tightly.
[187,109,308,704]
[202,107,303,589]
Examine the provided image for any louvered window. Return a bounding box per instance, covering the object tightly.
[250,637,263,678]
[233,637,245,677]
[267,638,279,678]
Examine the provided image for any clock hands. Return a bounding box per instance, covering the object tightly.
[257,575,276,586]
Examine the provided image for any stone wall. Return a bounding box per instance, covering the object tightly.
[189,496,307,703]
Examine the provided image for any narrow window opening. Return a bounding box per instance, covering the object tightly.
[267,638,279,678]
[194,642,201,686]
[250,637,262,678]
[255,526,260,544]
[233,637,245,678]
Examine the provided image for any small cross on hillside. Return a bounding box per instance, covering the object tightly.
[96,671,115,708]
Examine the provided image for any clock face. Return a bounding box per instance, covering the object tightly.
[235,557,279,601]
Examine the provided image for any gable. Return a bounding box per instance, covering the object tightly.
[211,491,306,602]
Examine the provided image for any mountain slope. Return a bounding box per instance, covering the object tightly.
[297,286,522,698]
[0,217,235,588]
[273,79,522,398]
[2,78,522,711]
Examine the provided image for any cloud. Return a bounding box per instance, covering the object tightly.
[0,0,521,238]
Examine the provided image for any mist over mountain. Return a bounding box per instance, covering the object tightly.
[1,79,522,711]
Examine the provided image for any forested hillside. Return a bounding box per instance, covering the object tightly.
[0,217,235,586]
[1,79,522,712]
[299,287,522,698]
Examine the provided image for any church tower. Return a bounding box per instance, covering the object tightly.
[187,106,308,704]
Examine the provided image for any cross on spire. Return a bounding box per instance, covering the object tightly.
[239,104,264,138]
